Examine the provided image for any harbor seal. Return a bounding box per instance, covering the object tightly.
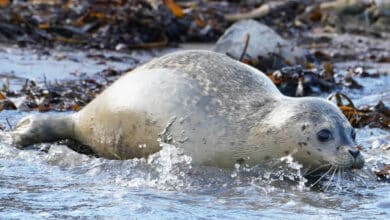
[9,50,364,170]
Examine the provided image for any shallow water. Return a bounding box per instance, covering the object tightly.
[0,47,389,219]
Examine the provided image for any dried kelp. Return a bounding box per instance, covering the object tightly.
[1,68,128,112]
[328,92,390,129]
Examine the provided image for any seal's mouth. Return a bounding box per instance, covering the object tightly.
[350,152,365,169]
[333,159,365,170]
[331,153,365,170]
[350,161,364,169]
[350,155,365,169]
[328,145,365,170]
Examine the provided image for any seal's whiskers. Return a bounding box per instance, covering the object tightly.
[310,166,333,188]
[304,163,331,176]
[336,168,342,190]
[322,167,338,192]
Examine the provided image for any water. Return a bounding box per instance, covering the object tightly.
[0,47,389,219]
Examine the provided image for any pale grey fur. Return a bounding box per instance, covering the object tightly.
[9,50,364,169]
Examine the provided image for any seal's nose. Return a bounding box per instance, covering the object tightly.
[348,149,360,159]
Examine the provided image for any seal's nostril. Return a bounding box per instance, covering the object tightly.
[348,150,360,159]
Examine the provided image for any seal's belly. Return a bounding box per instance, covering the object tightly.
[73,69,239,162]
[75,105,242,164]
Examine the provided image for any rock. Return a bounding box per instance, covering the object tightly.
[371,3,390,32]
[214,19,305,70]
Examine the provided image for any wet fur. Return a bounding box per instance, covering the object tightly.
[9,50,364,169]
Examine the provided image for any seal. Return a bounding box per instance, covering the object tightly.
[9,50,364,170]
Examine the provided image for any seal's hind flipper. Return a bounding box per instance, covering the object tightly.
[11,114,75,147]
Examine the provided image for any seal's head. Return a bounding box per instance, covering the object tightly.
[265,97,364,171]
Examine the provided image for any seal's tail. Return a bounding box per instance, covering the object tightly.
[10,114,75,147]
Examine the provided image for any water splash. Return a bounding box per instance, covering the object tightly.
[117,142,193,190]
[229,155,309,193]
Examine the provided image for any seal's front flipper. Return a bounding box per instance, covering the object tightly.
[11,114,75,147]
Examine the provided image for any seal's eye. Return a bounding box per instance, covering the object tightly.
[317,129,332,142]
[351,129,356,140]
